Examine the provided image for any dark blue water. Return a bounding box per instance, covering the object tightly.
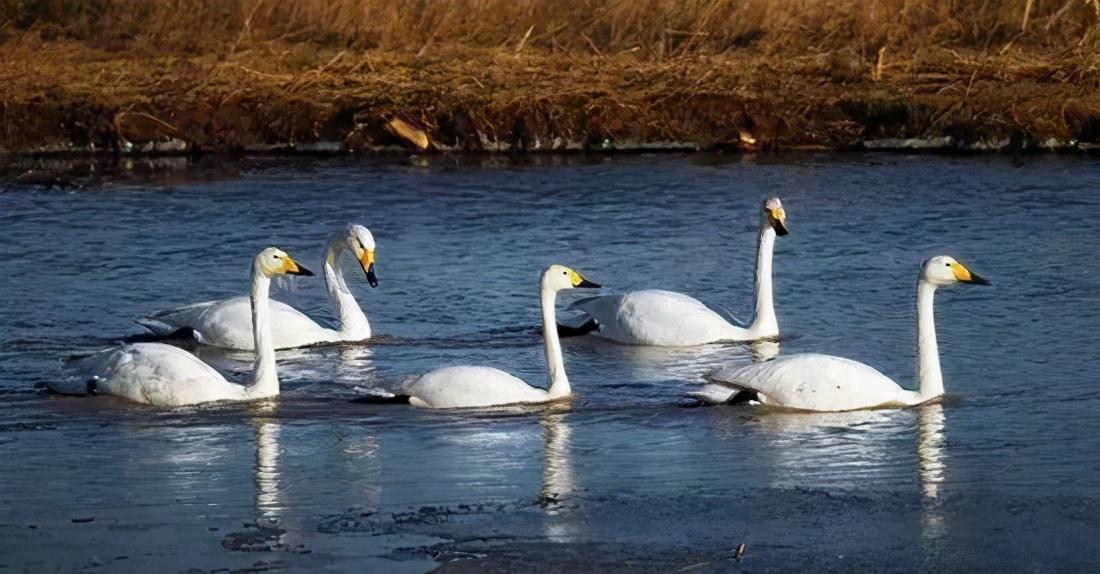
[1,154,1098,571]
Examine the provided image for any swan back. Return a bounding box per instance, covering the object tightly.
[59,343,238,406]
[708,353,910,411]
[405,366,551,409]
[577,290,745,346]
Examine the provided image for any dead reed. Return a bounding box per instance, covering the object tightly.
[1,1,1098,153]
[4,0,1099,57]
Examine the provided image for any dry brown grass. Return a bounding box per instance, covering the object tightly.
[1,1,1099,153]
[5,0,1099,55]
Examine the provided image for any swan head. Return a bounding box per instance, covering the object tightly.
[542,264,601,292]
[256,247,314,278]
[762,197,788,236]
[922,255,990,287]
[345,224,379,288]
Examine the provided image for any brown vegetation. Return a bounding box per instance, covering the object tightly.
[2,0,1099,153]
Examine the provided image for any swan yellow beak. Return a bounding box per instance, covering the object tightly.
[768,206,789,236]
[359,250,379,288]
[950,261,990,285]
[359,250,375,268]
[281,256,314,277]
[569,269,601,289]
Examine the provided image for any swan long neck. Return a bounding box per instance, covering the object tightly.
[248,267,279,399]
[916,279,944,401]
[324,239,371,340]
[540,283,571,399]
[747,224,778,337]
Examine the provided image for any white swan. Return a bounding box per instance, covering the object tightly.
[402,265,600,409]
[136,224,377,350]
[706,256,990,412]
[564,197,788,346]
[50,248,313,406]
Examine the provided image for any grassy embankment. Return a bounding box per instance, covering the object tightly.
[1,0,1099,154]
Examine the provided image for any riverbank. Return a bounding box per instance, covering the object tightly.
[3,38,1099,155]
[2,1,1099,155]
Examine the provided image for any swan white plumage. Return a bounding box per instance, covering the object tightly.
[565,197,788,346]
[402,265,600,409]
[50,248,313,406]
[705,256,990,412]
[136,224,378,350]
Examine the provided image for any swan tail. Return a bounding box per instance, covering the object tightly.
[557,296,603,336]
[46,375,99,396]
[128,322,196,343]
[50,352,109,396]
[687,383,757,405]
[556,319,598,337]
[702,367,766,404]
[350,392,411,405]
[134,316,180,337]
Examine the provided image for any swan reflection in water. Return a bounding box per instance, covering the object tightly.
[332,344,378,396]
[195,343,379,399]
[273,344,379,397]
[917,402,948,559]
[539,407,584,543]
[245,401,303,552]
[254,416,283,518]
[750,408,906,490]
[189,345,310,370]
[573,337,758,382]
[710,398,950,561]
[917,403,946,499]
[709,395,947,497]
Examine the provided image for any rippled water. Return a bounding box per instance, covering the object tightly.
[1,154,1099,571]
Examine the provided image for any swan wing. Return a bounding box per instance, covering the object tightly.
[135,299,218,337]
[139,296,338,350]
[575,289,742,346]
[57,343,244,406]
[404,366,550,409]
[707,353,908,411]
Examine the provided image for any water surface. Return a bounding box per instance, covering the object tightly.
[1,154,1098,571]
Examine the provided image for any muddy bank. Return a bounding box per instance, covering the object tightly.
[3,37,1100,156]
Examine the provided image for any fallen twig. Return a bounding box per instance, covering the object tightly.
[515,25,535,55]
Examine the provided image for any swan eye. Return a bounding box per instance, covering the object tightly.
[944,263,951,267]
[274,255,281,259]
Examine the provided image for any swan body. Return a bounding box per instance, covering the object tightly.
[706,256,989,412]
[137,224,377,350]
[708,353,916,411]
[65,343,263,406]
[51,248,313,407]
[405,366,556,409]
[572,289,749,346]
[403,265,600,409]
[570,197,787,346]
[138,297,340,350]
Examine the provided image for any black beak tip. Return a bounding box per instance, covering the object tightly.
[578,279,601,289]
[969,274,991,286]
[293,265,315,277]
[366,263,379,288]
[774,221,789,236]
